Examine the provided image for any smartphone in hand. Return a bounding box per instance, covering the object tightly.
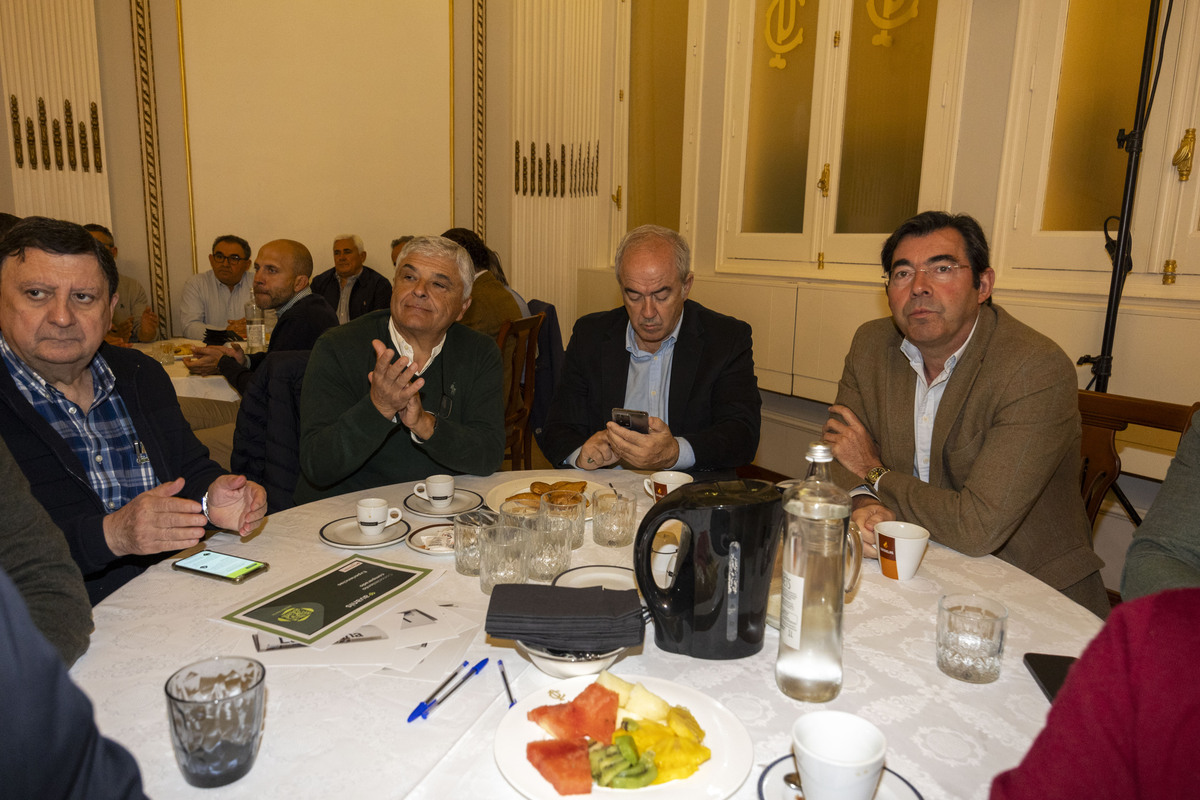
[612,408,650,434]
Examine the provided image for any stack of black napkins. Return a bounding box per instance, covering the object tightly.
[202,328,241,346]
[485,584,645,652]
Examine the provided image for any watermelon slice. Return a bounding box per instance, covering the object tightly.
[527,738,592,795]
[528,683,619,745]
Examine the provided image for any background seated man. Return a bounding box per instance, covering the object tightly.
[441,227,520,340]
[0,217,266,603]
[1120,423,1200,601]
[822,211,1107,617]
[541,224,761,474]
[179,234,255,340]
[184,239,336,393]
[311,233,392,323]
[83,224,159,343]
[295,235,505,501]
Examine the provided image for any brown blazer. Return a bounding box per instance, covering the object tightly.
[835,304,1102,590]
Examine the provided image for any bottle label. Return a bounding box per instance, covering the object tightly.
[780,570,803,649]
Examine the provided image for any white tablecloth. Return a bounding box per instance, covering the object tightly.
[131,339,241,403]
[71,470,1104,800]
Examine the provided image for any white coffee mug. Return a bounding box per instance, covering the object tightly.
[792,711,887,800]
[644,470,693,500]
[356,498,402,535]
[414,474,456,509]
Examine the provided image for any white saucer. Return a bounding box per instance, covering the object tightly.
[552,565,637,591]
[757,754,923,800]
[406,523,455,556]
[402,488,484,518]
[319,515,411,550]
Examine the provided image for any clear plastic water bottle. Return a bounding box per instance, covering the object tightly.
[245,302,266,354]
[775,442,861,702]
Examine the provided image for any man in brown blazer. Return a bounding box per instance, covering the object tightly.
[823,211,1108,617]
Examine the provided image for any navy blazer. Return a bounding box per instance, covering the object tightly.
[311,265,392,322]
[541,300,761,473]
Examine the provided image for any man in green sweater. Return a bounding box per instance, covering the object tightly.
[295,236,505,502]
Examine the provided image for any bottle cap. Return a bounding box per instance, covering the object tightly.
[805,442,833,462]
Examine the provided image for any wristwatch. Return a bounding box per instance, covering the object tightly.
[865,466,891,490]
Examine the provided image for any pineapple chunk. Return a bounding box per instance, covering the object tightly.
[596,669,634,707]
[667,705,705,743]
[625,683,671,721]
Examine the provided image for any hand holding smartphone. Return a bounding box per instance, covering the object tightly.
[612,408,650,434]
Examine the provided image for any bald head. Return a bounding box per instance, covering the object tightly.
[253,239,314,310]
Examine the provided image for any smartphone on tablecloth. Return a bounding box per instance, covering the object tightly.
[612,408,650,434]
[1023,652,1077,702]
[172,550,268,583]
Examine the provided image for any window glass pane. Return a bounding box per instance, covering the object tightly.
[1042,0,1151,232]
[741,0,821,234]
[835,0,937,234]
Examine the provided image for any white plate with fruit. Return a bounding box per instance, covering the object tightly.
[494,671,752,799]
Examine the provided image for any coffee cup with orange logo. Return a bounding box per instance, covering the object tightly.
[875,521,930,581]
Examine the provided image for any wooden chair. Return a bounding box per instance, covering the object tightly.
[1078,390,1200,529]
[497,313,545,471]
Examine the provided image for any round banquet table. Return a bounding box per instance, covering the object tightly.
[70,469,1104,800]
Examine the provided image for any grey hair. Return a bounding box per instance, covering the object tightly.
[395,235,475,299]
[333,233,365,253]
[614,224,691,284]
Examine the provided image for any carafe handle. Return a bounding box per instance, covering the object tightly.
[844,520,863,597]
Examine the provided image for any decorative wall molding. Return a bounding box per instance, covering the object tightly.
[129,0,169,338]
[0,0,110,221]
[473,0,487,237]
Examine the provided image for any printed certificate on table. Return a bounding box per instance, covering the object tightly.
[224,556,431,645]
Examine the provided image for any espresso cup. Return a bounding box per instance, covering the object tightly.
[356,497,402,535]
[414,474,456,509]
[644,470,693,500]
[875,521,930,581]
[792,710,887,800]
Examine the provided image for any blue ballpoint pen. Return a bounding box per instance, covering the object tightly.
[408,660,469,722]
[421,657,489,719]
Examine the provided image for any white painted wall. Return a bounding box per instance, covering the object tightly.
[172,0,453,329]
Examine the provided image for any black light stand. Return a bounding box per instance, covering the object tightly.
[1076,0,1170,394]
[1076,0,1173,525]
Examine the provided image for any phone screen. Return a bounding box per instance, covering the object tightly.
[174,550,266,581]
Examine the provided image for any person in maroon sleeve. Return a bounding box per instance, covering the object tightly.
[990,587,1200,800]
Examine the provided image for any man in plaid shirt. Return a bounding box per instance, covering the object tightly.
[0,217,266,603]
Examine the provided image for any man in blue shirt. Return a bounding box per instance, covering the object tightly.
[542,225,761,474]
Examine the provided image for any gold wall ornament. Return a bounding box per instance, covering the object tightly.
[38,98,50,169]
[818,162,830,196]
[1162,260,1176,285]
[765,0,806,70]
[79,121,89,171]
[64,100,76,170]
[612,184,622,210]
[53,120,63,169]
[9,96,21,168]
[1172,128,1194,181]
[89,102,102,172]
[514,141,521,193]
[867,0,920,47]
[26,118,37,169]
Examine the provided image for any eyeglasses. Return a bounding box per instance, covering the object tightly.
[212,253,247,265]
[884,263,970,288]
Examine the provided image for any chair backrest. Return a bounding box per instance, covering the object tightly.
[496,313,544,467]
[526,299,565,447]
[1078,390,1199,528]
[231,350,312,513]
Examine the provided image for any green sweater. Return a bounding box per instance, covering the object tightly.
[295,311,505,502]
